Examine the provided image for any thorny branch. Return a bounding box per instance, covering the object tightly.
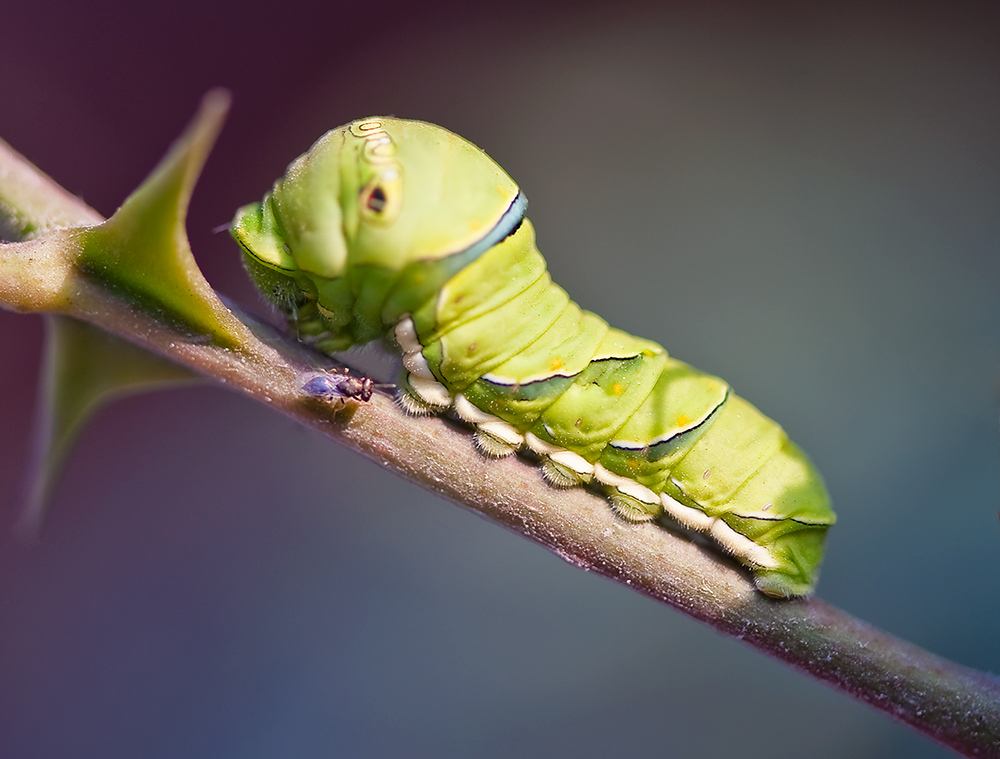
[0,118,997,756]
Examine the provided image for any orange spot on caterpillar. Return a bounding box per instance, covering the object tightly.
[548,357,564,371]
[675,414,692,427]
[611,382,625,396]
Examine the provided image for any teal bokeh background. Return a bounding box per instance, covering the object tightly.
[1,3,998,757]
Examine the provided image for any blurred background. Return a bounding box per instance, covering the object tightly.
[1,2,998,757]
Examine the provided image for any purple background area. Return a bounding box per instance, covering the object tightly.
[2,3,999,757]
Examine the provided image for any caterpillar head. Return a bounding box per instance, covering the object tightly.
[231,117,521,315]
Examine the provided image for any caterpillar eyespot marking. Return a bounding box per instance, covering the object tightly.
[232,117,835,598]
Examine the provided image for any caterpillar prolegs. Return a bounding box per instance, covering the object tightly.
[231,117,835,598]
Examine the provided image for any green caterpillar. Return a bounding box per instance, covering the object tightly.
[231,117,835,598]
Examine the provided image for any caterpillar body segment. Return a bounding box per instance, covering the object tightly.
[232,117,835,598]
